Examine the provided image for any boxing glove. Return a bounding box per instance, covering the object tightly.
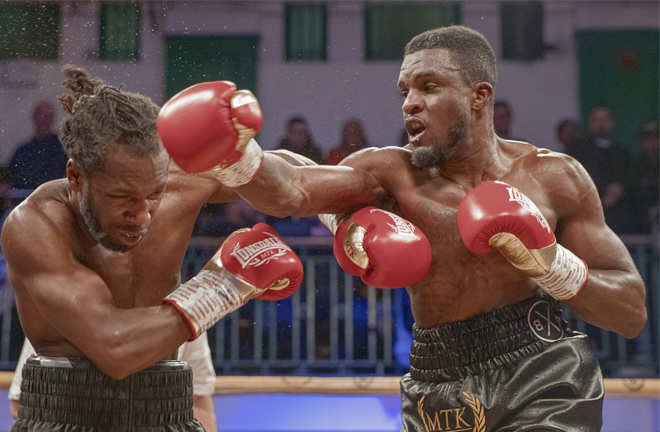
[164,223,304,340]
[157,81,264,186]
[328,207,432,288]
[457,181,588,301]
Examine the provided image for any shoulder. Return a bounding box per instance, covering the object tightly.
[512,145,599,217]
[2,183,74,264]
[339,146,412,186]
[339,146,410,169]
[523,146,591,185]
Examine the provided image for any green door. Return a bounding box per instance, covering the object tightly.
[576,30,659,158]
[165,35,259,98]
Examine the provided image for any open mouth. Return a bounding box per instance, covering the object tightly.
[405,118,427,142]
[119,230,146,245]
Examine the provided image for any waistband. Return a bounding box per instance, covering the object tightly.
[410,295,569,382]
[18,358,195,427]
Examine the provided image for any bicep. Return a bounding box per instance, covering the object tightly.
[15,249,118,342]
[555,164,636,273]
[4,221,117,350]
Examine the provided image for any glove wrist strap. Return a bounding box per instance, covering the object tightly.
[164,265,261,340]
[211,138,264,187]
[534,244,588,301]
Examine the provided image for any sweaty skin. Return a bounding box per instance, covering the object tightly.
[1,146,307,380]
[234,48,646,337]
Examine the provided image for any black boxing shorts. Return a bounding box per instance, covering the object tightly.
[11,357,205,432]
[400,295,604,431]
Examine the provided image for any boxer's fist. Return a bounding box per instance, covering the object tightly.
[165,223,304,339]
[457,181,588,301]
[333,207,432,288]
[157,81,264,186]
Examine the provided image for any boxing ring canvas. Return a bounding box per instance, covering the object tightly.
[209,377,660,432]
[0,376,657,431]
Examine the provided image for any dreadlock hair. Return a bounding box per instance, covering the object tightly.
[58,64,162,174]
[404,25,498,90]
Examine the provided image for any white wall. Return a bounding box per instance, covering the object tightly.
[1,0,658,164]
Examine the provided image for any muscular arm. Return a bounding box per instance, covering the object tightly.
[554,159,646,338]
[236,147,387,217]
[1,207,193,380]
[200,149,323,204]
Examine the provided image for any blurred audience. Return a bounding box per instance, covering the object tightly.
[9,101,68,191]
[568,105,636,234]
[193,201,266,237]
[0,167,13,224]
[276,116,324,164]
[271,116,327,235]
[325,119,369,165]
[554,118,582,154]
[493,99,524,141]
[632,121,659,235]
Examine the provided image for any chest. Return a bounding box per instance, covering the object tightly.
[387,175,558,267]
[75,194,202,308]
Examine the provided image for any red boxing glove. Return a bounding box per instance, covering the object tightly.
[457,181,588,301]
[223,223,304,301]
[157,81,264,186]
[165,223,303,340]
[333,207,432,288]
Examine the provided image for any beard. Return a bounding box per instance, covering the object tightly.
[411,115,468,168]
[79,189,132,253]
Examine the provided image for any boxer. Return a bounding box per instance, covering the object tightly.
[158,25,646,431]
[1,65,305,431]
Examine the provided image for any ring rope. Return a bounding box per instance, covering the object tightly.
[0,373,656,398]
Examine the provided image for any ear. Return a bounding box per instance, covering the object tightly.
[472,82,493,111]
[66,160,84,192]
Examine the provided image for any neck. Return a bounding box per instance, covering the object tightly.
[35,128,52,140]
[437,132,504,187]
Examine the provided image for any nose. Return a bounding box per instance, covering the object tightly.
[402,90,422,115]
[124,199,152,226]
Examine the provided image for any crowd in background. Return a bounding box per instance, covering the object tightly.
[2,99,657,241]
[0,98,657,372]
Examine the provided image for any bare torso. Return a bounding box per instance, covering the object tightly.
[8,165,229,358]
[361,139,580,327]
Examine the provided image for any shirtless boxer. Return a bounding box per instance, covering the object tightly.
[1,65,304,431]
[158,26,647,431]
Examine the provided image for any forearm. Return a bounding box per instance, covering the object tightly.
[566,269,647,338]
[236,152,306,217]
[237,153,367,217]
[87,305,191,379]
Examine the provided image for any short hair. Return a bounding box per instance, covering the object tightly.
[404,25,498,88]
[287,115,307,128]
[58,64,162,174]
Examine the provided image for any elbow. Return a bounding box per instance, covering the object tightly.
[621,307,648,339]
[92,332,136,380]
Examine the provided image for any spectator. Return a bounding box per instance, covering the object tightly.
[493,99,524,141]
[193,201,266,238]
[0,167,12,223]
[555,118,582,154]
[271,116,327,236]
[632,121,659,235]
[569,105,636,234]
[269,215,324,237]
[325,119,369,165]
[276,116,324,164]
[9,101,69,191]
